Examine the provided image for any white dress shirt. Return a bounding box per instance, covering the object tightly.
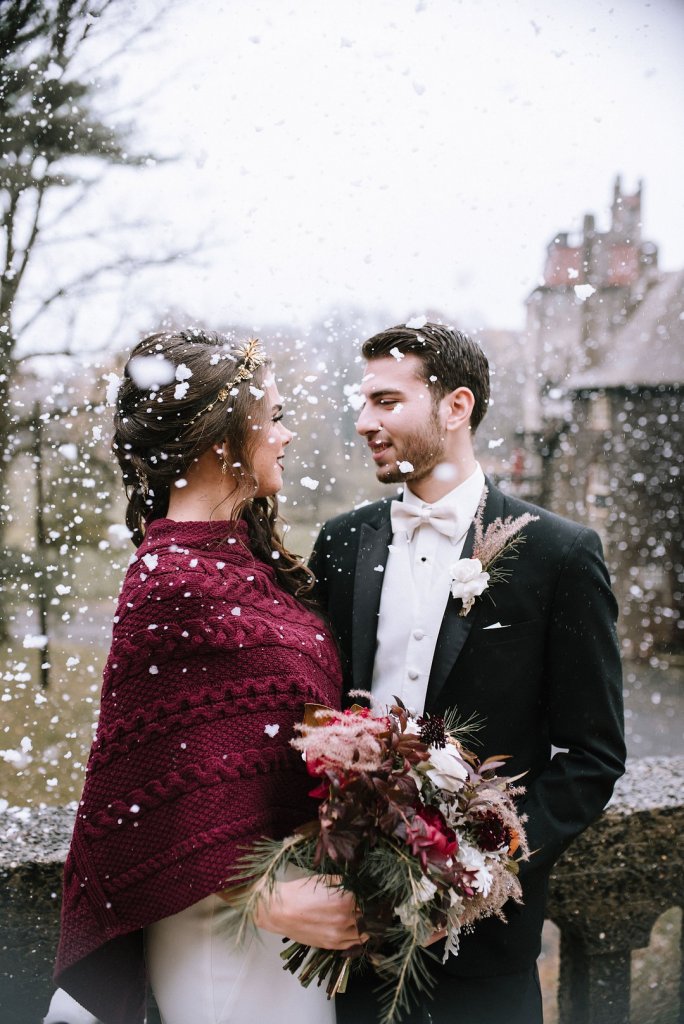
[370,463,485,715]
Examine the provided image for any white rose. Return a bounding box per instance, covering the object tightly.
[449,558,490,613]
[425,744,469,793]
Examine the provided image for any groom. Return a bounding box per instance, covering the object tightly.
[310,322,626,1024]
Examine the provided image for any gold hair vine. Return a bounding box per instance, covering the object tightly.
[187,338,266,426]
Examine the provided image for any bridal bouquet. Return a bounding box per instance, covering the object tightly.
[230,697,528,1023]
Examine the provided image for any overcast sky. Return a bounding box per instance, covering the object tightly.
[26,0,684,353]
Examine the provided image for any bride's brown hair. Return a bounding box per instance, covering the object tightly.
[112,329,316,605]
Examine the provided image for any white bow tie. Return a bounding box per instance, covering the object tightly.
[390,500,461,540]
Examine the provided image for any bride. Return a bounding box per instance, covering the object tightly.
[47,330,360,1024]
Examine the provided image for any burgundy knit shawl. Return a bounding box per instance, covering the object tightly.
[55,518,342,1024]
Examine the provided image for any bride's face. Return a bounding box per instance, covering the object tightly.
[250,381,293,497]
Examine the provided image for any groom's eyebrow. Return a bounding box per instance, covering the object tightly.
[367,388,405,400]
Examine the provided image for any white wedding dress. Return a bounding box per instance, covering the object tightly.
[45,893,336,1024]
[146,893,337,1024]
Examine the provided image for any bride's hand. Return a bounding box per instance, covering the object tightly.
[251,875,366,950]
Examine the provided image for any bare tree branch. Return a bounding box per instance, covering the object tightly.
[77,1,177,79]
[38,177,104,233]
[2,191,19,279]
[13,180,48,291]
[16,246,199,337]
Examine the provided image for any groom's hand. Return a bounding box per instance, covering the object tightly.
[254,875,368,950]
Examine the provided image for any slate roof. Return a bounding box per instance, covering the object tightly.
[568,269,684,389]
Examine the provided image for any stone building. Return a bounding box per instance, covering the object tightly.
[524,177,659,412]
[546,270,683,656]
[519,180,683,655]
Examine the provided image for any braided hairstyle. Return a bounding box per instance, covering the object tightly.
[112,329,316,605]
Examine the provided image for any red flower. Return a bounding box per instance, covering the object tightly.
[405,806,459,869]
[308,779,331,800]
[304,753,331,783]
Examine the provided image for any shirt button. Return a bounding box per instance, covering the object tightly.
[413,629,425,641]
[407,668,420,680]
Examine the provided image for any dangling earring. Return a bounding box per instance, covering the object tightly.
[215,444,230,476]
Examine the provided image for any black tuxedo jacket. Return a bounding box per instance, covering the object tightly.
[310,480,626,976]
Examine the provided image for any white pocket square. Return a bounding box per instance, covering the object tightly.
[482,622,510,630]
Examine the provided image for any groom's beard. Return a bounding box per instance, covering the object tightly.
[375,409,446,485]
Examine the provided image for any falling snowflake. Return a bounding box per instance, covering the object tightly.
[300,476,319,490]
[58,443,78,461]
[343,384,365,411]
[264,724,280,737]
[128,354,175,390]
[108,524,132,546]
[103,372,122,406]
[398,461,414,473]
[23,634,48,650]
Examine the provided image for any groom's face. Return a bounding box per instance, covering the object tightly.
[355,354,446,484]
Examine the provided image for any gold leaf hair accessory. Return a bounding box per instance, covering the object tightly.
[187,338,267,426]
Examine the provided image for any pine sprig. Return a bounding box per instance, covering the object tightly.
[373,929,439,1024]
[442,706,484,747]
[224,833,312,944]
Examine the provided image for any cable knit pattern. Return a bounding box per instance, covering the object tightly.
[55,518,342,1024]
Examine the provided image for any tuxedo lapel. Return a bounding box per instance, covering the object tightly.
[425,480,506,708]
[352,512,392,692]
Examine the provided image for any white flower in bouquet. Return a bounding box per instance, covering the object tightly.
[458,842,494,897]
[395,877,438,927]
[449,558,490,614]
[425,743,469,793]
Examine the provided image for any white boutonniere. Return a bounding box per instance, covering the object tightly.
[450,488,539,617]
[449,558,490,615]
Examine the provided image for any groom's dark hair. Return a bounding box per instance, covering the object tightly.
[361,322,490,432]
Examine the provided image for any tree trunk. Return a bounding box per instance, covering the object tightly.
[0,322,17,643]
